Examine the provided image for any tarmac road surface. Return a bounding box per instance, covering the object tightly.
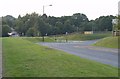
[38,40,118,67]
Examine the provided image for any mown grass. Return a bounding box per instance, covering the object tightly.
[58,32,112,41]
[93,36,119,49]
[19,32,112,43]
[21,37,55,43]
[3,37,118,77]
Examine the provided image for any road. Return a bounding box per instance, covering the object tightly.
[38,40,118,68]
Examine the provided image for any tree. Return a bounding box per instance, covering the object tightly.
[15,19,25,36]
[26,27,40,37]
[117,15,120,30]
[55,21,64,34]
[4,13,116,37]
[71,13,89,27]
[64,20,75,33]
[2,25,11,37]
[2,15,16,28]
[37,18,50,36]
[95,15,115,31]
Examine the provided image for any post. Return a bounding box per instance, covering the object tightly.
[42,36,44,42]
[42,4,52,42]
[66,32,68,42]
[43,5,52,15]
[43,5,45,14]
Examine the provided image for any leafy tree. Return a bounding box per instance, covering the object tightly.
[2,25,11,37]
[55,21,64,34]
[95,15,115,31]
[71,13,88,27]
[37,18,50,36]
[15,19,25,36]
[26,27,40,37]
[3,13,116,37]
[117,15,120,30]
[64,20,75,33]
[2,15,16,28]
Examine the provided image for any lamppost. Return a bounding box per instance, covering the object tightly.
[43,4,52,14]
[42,4,52,42]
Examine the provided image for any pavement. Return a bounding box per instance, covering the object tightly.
[38,40,118,68]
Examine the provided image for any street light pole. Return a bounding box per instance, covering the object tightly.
[42,4,52,42]
[43,5,45,14]
[43,5,52,14]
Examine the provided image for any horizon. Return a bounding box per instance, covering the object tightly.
[2,13,116,21]
[0,0,119,20]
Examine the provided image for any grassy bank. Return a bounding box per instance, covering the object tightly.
[19,32,112,43]
[3,37,118,77]
[93,36,119,49]
[21,37,55,43]
[57,32,112,41]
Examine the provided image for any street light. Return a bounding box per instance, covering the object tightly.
[42,4,52,42]
[43,4,52,14]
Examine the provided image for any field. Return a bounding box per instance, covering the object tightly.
[20,32,112,43]
[57,32,112,41]
[93,36,119,49]
[21,37,55,43]
[2,37,118,77]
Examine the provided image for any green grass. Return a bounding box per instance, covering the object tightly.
[93,36,119,49]
[58,32,112,41]
[21,37,55,43]
[3,37,118,77]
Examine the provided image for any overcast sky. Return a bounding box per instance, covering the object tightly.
[0,0,119,20]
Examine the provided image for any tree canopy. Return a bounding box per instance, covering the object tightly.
[2,12,115,37]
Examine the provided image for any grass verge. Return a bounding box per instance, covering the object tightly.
[3,37,118,77]
[57,32,112,41]
[93,36,119,49]
[21,37,55,43]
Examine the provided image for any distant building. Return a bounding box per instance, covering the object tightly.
[112,16,120,36]
[8,28,19,37]
[112,19,118,25]
[113,1,120,36]
[8,31,19,37]
[84,31,93,34]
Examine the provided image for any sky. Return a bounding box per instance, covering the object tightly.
[0,0,119,20]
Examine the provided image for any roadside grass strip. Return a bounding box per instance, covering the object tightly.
[93,36,119,49]
[3,37,118,77]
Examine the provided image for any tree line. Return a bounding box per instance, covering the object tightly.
[2,12,116,37]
